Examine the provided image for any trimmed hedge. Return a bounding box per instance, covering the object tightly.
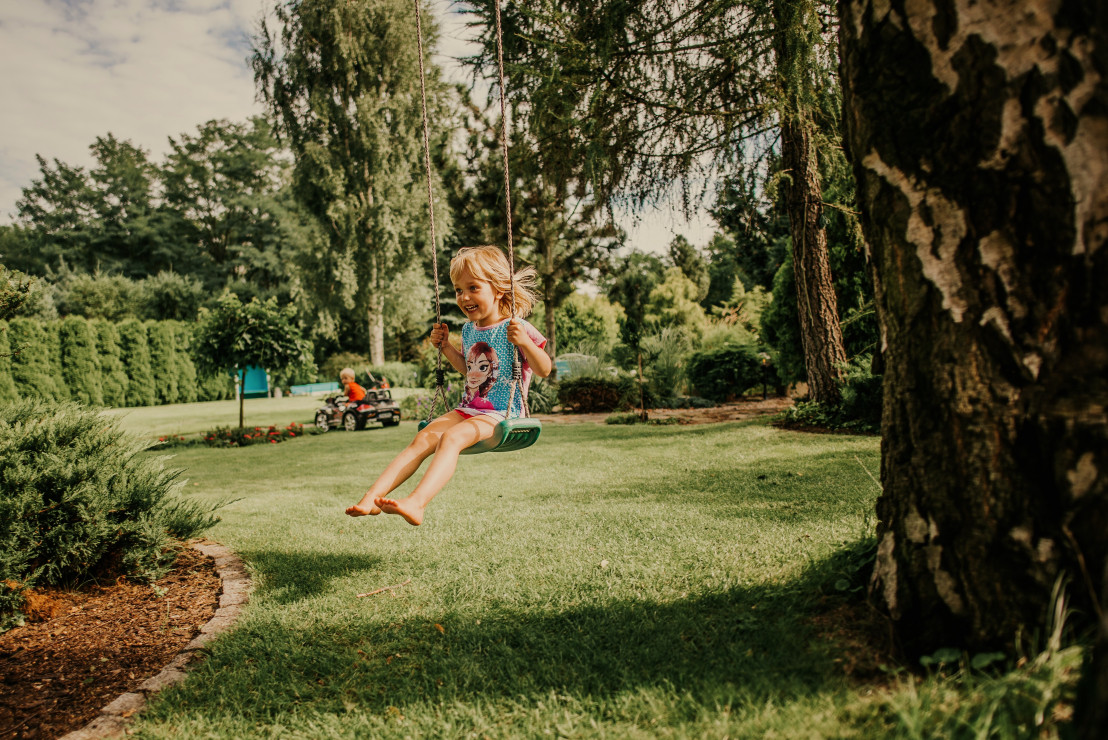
[2,318,262,408]
[0,400,223,622]
[59,317,104,405]
[7,318,60,399]
[118,319,156,407]
[172,321,200,403]
[686,343,764,403]
[146,321,180,405]
[94,321,130,407]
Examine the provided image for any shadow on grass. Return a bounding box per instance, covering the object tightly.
[236,548,384,605]
[177,543,871,718]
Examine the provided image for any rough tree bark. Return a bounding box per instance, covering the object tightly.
[780,113,849,404]
[774,0,849,404]
[839,0,1107,725]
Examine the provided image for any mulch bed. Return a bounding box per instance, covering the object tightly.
[0,547,220,740]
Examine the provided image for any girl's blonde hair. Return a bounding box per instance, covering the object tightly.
[449,245,540,318]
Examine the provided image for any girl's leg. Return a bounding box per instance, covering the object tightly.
[374,416,498,525]
[345,412,466,517]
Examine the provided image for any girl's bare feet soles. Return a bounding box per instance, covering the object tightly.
[345,497,382,517]
[374,496,424,526]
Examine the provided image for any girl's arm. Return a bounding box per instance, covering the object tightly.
[507,319,553,377]
[431,323,467,374]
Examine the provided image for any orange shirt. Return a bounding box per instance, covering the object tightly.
[344,381,366,402]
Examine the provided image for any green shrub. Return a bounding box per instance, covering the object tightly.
[367,361,419,388]
[94,321,130,407]
[400,391,433,420]
[58,317,104,405]
[836,357,883,429]
[7,318,59,399]
[642,326,691,402]
[139,271,204,321]
[527,376,556,414]
[686,343,763,402]
[52,272,141,321]
[558,376,624,412]
[670,395,716,409]
[197,371,234,402]
[779,357,882,433]
[146,321,180,405]
[117,319,156,406]
[605,411,641,425]
[0,400,223,621]
[320,351,370,383]
[0,322,17,403]
[202,423,305,448]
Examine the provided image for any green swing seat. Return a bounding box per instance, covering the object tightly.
[417,417,542,455]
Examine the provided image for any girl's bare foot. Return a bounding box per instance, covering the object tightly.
[374,496,425,526]
[345,495,382,517]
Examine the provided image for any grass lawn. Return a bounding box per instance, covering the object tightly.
[105,391,420,439]
[128,417,1079,738]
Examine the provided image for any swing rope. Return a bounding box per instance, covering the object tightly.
[412,0,449,424]
[413,0,529,423]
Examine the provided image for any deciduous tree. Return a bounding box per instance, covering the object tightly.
[193,294,313,428]
[839,2,1106,733]
[253,0,445,364]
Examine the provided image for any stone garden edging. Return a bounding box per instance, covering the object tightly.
[57,540,253,740]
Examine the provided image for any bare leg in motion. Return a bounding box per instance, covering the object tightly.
[374,415,497,525]
[345,412,466,517]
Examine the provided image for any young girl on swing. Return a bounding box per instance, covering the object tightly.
[345,245,551,525]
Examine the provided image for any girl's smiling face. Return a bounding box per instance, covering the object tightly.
[453,266,504,326]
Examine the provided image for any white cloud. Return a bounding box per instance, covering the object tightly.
[1,0,716,252]
[0,0,267,222]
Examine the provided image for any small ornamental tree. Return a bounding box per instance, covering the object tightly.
[0,321,17,403]
[7,319,59,399]
[117,319,156,407]
[146,321,180,405]
[193,294,313,428]
[94,321,130,407]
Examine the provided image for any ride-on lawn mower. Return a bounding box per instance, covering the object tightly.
[315,388,402,432]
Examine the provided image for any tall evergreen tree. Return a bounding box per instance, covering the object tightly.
[146,322,180,405]
[93,321,129,407]
[463,0,849,402]
[7,319,60,399]
[58,317,104,405]
[253,0,446,364]
[15,135,193,278]
[171,322,200,404]
[117,319,156,407]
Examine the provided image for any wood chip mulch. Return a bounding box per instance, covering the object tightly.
[0,547,220,740]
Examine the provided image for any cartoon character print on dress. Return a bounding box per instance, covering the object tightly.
[457,319,547,419]
[461,341,499,413]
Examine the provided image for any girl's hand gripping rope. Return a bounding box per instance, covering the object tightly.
[430,323,449,348]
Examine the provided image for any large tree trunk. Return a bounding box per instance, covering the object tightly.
[839,0,1108,682]
[773,0,848,405]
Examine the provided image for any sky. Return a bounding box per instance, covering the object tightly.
[0,0,715,253]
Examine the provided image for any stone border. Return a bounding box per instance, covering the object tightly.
[57,540,252,740]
